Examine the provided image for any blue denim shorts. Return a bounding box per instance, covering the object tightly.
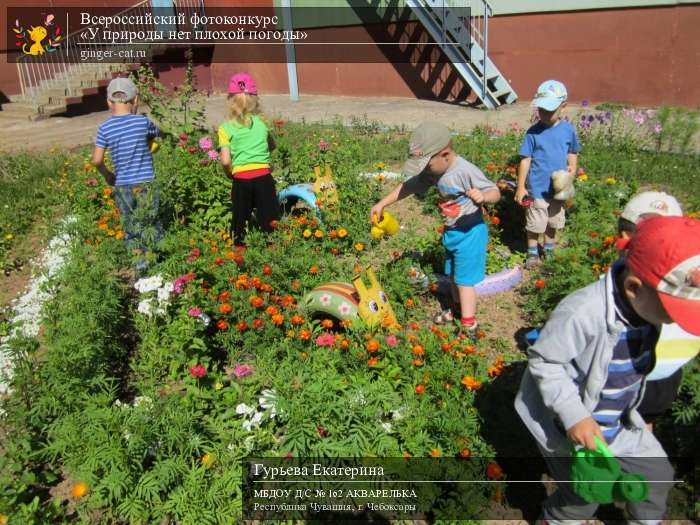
[442,221,488,287]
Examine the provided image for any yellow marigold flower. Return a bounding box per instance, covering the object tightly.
[115,230,125,240]
[106,229,115,237]
[202,453,215,468]
[354,243,364,252]
[606,177,617,185]
[577,174,588,182]
[4,234,13,241]
[303,229,312,238]
[374,161,386,170]
[214,382,224,391]
[314,229,324,239]
[337,228,348,238]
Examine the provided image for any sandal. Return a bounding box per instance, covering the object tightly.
[433,309,457,324]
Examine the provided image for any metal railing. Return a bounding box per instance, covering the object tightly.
[14,0,205,110]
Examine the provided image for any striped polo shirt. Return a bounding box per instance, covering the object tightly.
[95,114,159,186]
[592,273,657,443]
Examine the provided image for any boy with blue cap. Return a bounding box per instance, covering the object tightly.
[515,80,581,268]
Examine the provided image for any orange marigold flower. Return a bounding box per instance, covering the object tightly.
[291,279,301,290]
[430,448,441,457]
[366,339,380,353]
[413,359,424,367]
[340,340,350,350]
[263,264,272,275]
[271,314,284,326]
[219,303,232,315]
[252,319,264,329]
[299,329,311,341]
[250,296,264,308]
[329,229,338,239]
[217,319,229,331]
[368,357,380,367]
[461,375,482,390]
[441,342,452,353]
[71,482,89,499]
[415,384,425,395]
[314,229,324,239]
[412,345,424,356]
[459,448,472,458]
[218,291,231,302]
[321,319,334,329]
[266,305,279,316]
[291,314,305,326]
[237,320,249,332]
[405,298,415,308]
[309,265,319,274]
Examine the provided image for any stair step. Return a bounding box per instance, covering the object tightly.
[491,89,511,99]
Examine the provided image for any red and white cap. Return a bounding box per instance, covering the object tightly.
[626,216,700,335]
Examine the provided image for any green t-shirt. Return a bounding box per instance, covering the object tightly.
[217,115,271,168]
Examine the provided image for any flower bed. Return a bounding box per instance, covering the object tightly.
[0,108,698,522]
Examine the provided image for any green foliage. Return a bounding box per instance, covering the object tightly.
[130,49,207,138]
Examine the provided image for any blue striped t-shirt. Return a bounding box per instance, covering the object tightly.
[95,114,159,186]
[592,272,656,443]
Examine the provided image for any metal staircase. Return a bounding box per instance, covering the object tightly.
[1,0,204,121]
[406,0,516,109]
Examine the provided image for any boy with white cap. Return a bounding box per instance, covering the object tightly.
[616,191,698,430]
[515,80,581,268]
[92,77,162,271]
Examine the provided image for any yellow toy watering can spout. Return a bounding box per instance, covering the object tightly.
[371,211,400,239]
[149,139,160,153]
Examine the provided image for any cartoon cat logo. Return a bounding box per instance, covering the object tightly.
[12,14,62,56]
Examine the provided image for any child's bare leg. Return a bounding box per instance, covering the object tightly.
[456,284,477,327]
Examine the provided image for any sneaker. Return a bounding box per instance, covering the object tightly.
[433,309,457,324]
[456,321,479,340]
[525,254,541,269]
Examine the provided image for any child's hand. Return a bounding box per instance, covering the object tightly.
[466,188,485,204]
[370,203,384,222]
[514,187,529,204]
[566,416,604,451]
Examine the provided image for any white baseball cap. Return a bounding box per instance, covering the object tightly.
[621,191,683,224]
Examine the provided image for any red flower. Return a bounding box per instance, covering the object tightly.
[216,319,229,331]
[486,462,503,480]
[535,279,546,289]
[491,216,501,226]
[263,264,272,275]
[237,320,249,332]
[189,364,206,379]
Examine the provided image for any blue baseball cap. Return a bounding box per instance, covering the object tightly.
[532,80,567,111]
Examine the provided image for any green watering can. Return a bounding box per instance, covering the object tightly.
[571,436,648,504]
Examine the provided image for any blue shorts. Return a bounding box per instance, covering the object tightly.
[442,221,488,287]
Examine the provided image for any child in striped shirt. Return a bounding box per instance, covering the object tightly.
[92,77,162,270]
[515,216,700,524]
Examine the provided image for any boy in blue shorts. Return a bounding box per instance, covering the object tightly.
[371,122,500,334]
[92,77,162,270]
[515,80,581,268]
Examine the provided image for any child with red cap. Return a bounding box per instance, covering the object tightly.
[218,73,279,249]
[515,216,700,524]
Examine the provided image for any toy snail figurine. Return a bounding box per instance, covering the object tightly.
[571,436,648,504]
[371,211,400,239]
[301,267,400,330]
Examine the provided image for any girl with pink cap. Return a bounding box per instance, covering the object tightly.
[218,73,279,249]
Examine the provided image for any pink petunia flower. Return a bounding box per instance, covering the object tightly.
[233,364,254,378]
[188,307,202,317]
[319,140,330,152]
[189,364,207,379]
[385,335,398,347]
[207,149,220,161]
[199,136,213,151]
[316,333,336,347]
